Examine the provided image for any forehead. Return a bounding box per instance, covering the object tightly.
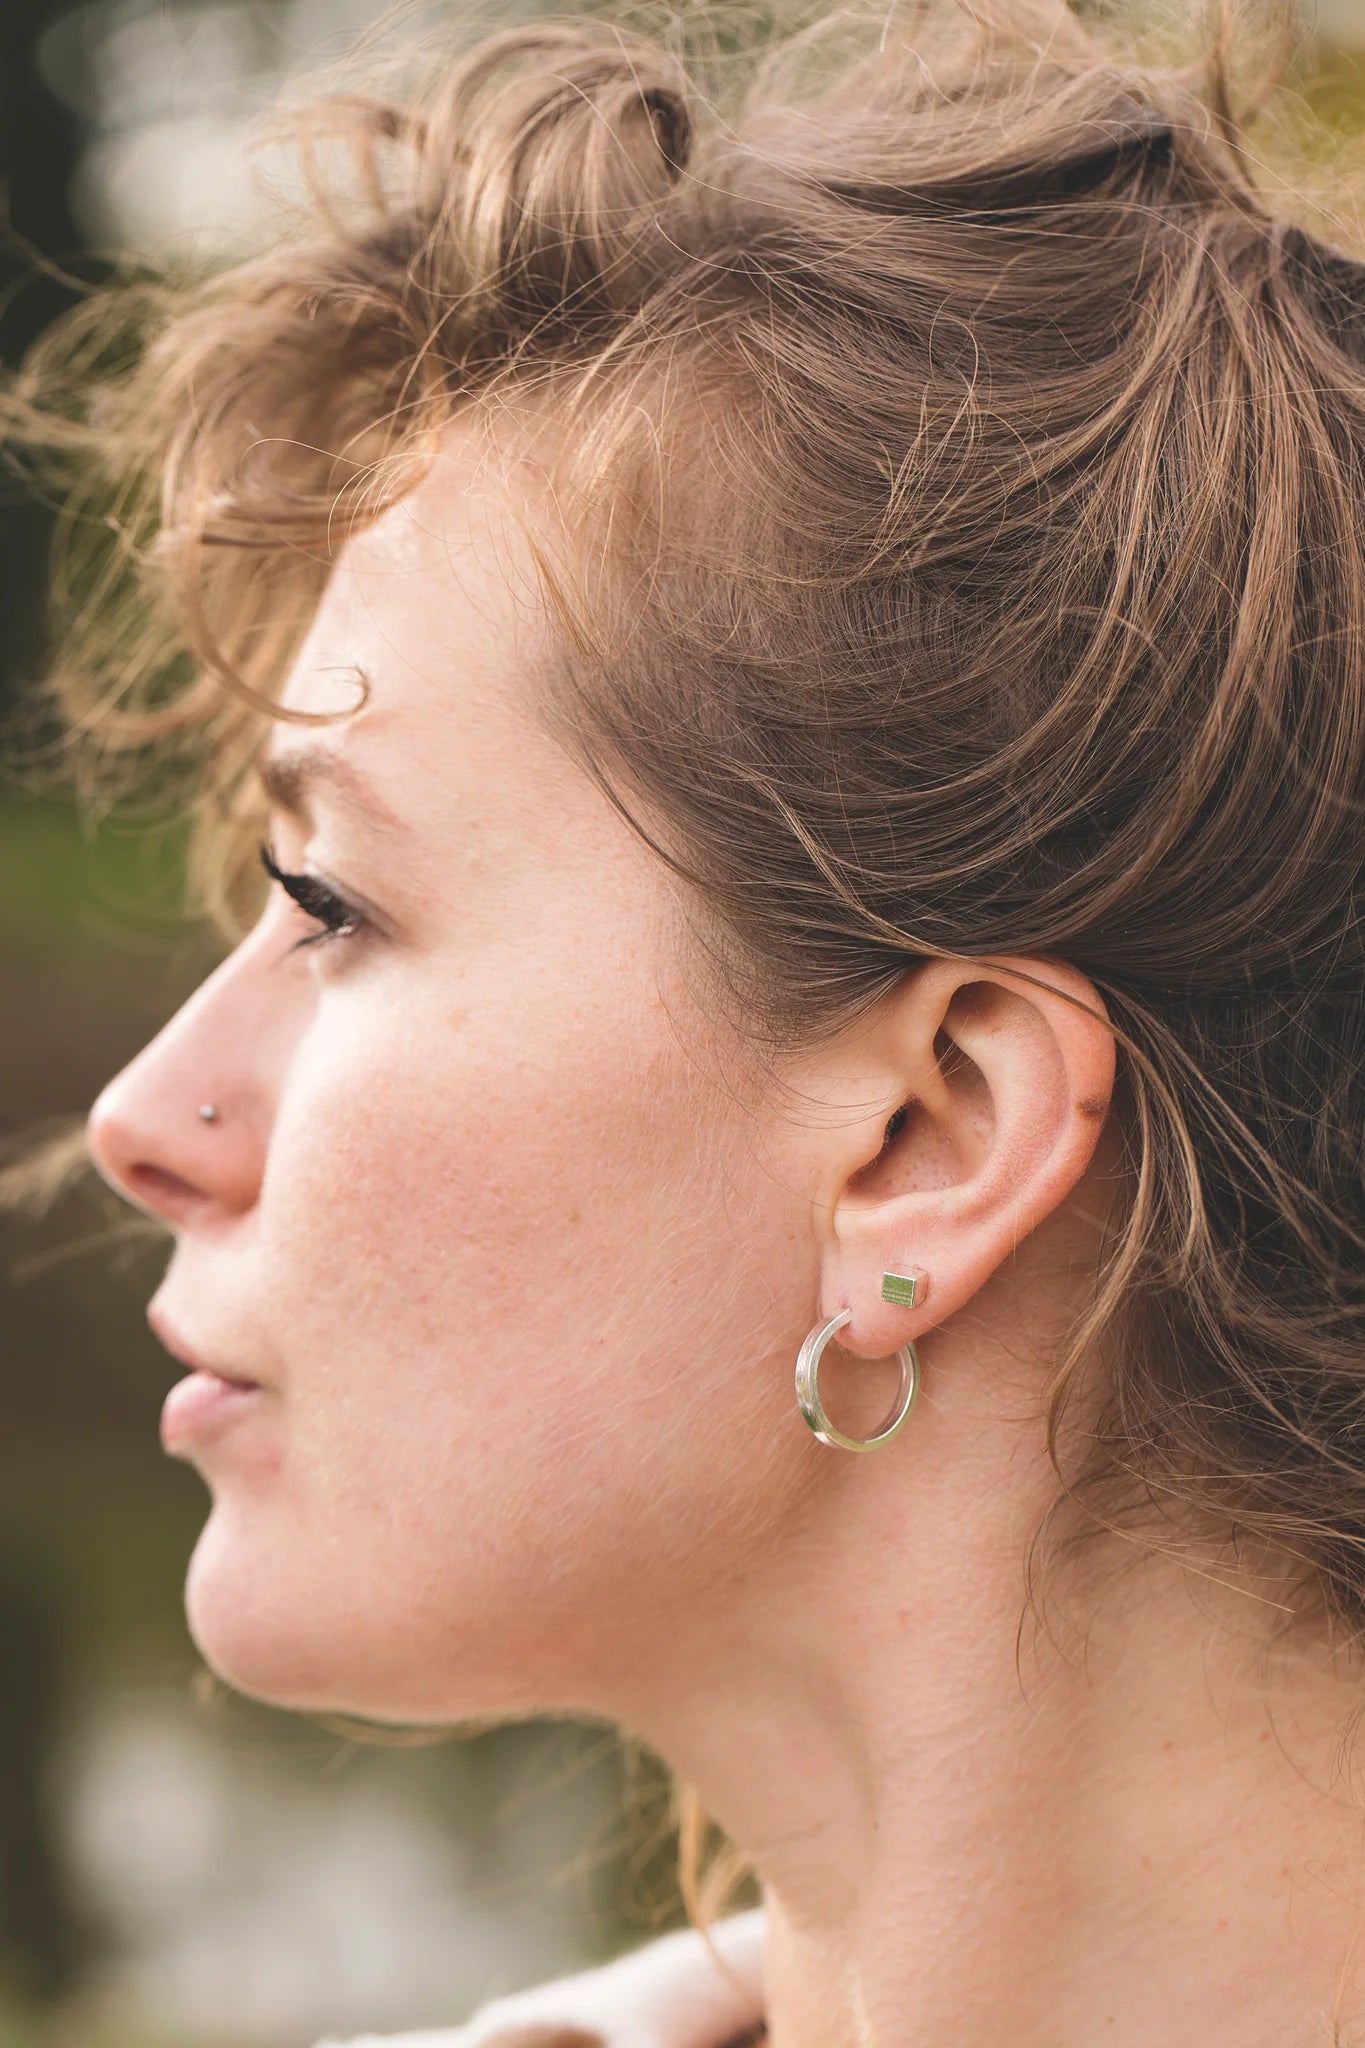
[275,418,558,732]
[261,418,582,865]
[258,413,656,920]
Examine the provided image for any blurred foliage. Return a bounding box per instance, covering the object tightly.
[0,801,191,950]
[1,0,95,719]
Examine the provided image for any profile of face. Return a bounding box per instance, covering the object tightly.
[84,423,806,1720]
[87,417,1115,1729]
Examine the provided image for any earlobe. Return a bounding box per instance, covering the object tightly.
[820,955,1116,1360]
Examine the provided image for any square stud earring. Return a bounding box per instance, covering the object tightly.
[881,1270,927,1308]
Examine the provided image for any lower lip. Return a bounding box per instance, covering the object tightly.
[161,1371,264,1452]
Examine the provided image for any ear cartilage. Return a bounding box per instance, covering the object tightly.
[881,1270,927,1309]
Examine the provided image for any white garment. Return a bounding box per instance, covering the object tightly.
[315,1906,768,2048]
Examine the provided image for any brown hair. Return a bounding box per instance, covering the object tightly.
[6,0,1365,1926]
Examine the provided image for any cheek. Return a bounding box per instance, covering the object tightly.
[186,971,815,1720]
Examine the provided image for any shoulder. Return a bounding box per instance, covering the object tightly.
[312,1906,767,2048]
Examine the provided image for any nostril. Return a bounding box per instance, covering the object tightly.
[104,1166,208,1232]
[87,1101,205,1217]
[123,1161,208,1219]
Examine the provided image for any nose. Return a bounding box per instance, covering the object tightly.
[86,931,291,1229]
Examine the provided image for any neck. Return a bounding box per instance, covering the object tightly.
[603,1338,1365,2048]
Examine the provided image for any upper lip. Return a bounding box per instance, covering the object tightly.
[148,1304,261,1387]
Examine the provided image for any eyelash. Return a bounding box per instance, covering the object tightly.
[259,843,366,954]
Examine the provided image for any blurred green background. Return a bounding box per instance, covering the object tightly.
[1,3,1363,2045]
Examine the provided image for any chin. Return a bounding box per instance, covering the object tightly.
[180,1509,558,1726]
[182,1516,354,1713]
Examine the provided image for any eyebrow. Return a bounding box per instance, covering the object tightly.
[257,746,406,835]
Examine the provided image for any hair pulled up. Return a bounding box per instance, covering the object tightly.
[6,0,1365,1900]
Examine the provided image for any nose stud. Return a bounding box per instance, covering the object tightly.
[881,1270,927,1308]
[197,1103,221,1124]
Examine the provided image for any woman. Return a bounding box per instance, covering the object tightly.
[11,0,1365,2040]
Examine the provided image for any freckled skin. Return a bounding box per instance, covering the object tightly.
[87,409,1130,1764]
[88,427,818,1722]
[86,417,1365,2048]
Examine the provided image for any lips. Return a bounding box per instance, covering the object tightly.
[148,1302,262,1389]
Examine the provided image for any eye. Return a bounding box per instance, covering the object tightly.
[259,842,366,954]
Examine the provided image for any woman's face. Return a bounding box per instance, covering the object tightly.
[87,424,819,1722]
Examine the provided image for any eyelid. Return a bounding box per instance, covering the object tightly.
[259,840,389,929]
[258,842,376,952]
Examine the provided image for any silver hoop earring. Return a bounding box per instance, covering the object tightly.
[795,1308,920,1453]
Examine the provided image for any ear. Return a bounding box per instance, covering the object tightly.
[815,954,1116,1360]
